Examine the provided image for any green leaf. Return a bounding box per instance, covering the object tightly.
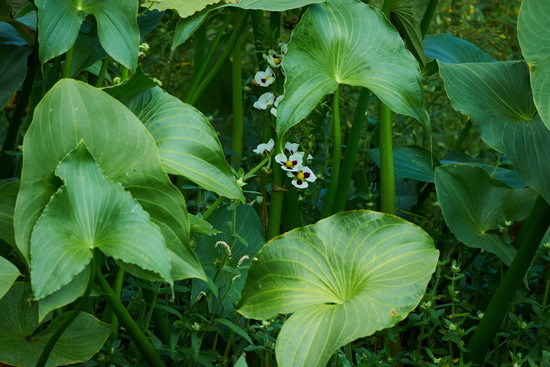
[518,0,550,129]
[36,0,139,69]
[436,60,550,203]
[214,318,253,344]
[122,87,244,201]
[238,210,438,367]
[15,79,204,284]
[0,256,19,300]
[149,0,221,18]
[189,215,219,236]
[369,146,440,183]
[389,0,426,67]
[0,44,32,110]
[171,11,209,54]
[103,65,159,100]
[0,180,18,247]
[30,142,173,300]
[435,164,537,265]
[221,0,324,11]
[0,283,114,367]
[277,0,428,138]
[424,34,495,63]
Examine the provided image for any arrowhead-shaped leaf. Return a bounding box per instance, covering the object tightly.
[31,142,173,300]
[0,257,19,300]
[36,0,139,69]
[435,164,537,265]
[277,0,428,138]
[15,79,204,285]
[0,283,114,367]
[518,0,550,129]
[122,87,244,201]
[238,210,438,367]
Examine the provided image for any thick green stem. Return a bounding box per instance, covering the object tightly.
[188,11,249,106]
[36,258,96,367]
[185,12,235,103]
[465,196,550,364]
[62,45,74,78]
[282,188,302,232]
[333,88,370,213]
[95,57,110,87]
[379,102,395,214]
[231,36,244,166]
[321,88,342,218]
[421,0,439,37]
[96,268,166,367]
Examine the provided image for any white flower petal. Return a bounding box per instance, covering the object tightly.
[270,107,277,117]
[292,179,308,189]
[275,153,288,165]
[284,142,300,155]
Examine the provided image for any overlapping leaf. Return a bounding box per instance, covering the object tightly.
[518,0,550,129]
[238,211,438,367]
[277,0,428,138]
[0,283,114,367]
[0,180,18,247]
[0,44,32,110]
[35,0,139,69]
[435,164,537,265]
[122,87,244,201]
[426,35,550,203]
[0,256,19,300]
[424,34,495,63]
[389,0,426,67]
[15,79,204,285]
[30,142,173,300]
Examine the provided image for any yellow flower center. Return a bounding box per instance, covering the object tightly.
[296,172,305,181]
[285,160,293,168]
[273,56,281,64]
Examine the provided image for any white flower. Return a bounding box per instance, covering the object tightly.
[275,152,303,172]
[253,139,274,155]
[253,92,275,111]
[287,166,317,189]
[264,50,283,68]
[284,142,300,155]
[270,95,283,117]
[254,66,275,87]
[279,42,288,55]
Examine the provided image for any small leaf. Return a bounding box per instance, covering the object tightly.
[171,11,209,54]
[122,87,244,201]
[435,164,537,265]
[0,44,32,110]
[30,142,173,300]
[277,0,428,138]
[0,257,19,300]
[238,210,438,367]
[214,318,253,344]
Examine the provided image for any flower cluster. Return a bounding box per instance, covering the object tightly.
[276,142,317,189]
[253,43,287,117]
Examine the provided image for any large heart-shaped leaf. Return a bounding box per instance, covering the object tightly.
[518,0,550,129]
[121,87,244,201]
[435,164,537,265]
[0,179,18,247]
[238,210,438,367]
[0,283,114,367]
[15,79,204,284]
[150,0,324,17]
[277,0,428,138]
[35,0,139,69]
[437,60,550,203]
[31,142,173,300]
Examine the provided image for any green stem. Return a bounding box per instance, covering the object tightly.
[120,66,129,82]
[465,196,550,364]
[281,188,302,232]
[203,196,226,221]
[62,45,74,78]
[36,258,96,367]
[96,268,166,367]
[192,22,208,81]
[420,0,439,37]
[379,102,395,214]
[333,88,370,213]
[95,57,110,87]
[231,36,244,166]
[185,12,235,103]
[321,87,342,218]
[267,150,284,240]
[188,11,249,106]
